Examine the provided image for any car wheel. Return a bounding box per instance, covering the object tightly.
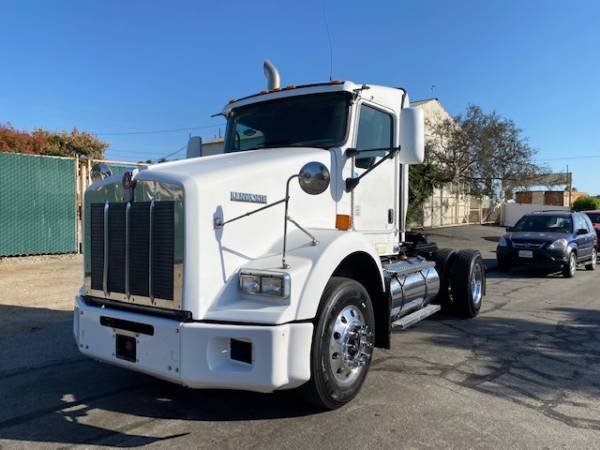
[562,251,577,278]
[450,249,485,318]
[300,277,375,410]
[585,248,597,271]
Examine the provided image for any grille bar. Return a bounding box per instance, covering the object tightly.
[125,202,131,297]
[103,201,109,296]
[149,199,155,302]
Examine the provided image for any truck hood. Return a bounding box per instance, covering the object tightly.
[136,146,340,319]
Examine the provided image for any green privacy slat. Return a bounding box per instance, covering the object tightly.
[0,153,77,256]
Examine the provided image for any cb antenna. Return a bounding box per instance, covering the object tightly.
[322,0,333,81]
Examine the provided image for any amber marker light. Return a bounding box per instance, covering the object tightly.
[336,214,352,231]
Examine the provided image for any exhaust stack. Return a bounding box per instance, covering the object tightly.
[263,59,280,90]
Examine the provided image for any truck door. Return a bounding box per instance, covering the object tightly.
[351,103,398,254]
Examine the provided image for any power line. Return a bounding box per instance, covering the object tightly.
[536,155,600,162]
[95,123,225,136]
[157,145,186,161]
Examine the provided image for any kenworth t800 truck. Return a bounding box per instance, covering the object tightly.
[75,62,485,409]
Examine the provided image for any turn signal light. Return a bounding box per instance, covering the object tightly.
[336,214,352,230]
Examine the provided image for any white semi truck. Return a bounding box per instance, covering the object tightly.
[75,62,485,409]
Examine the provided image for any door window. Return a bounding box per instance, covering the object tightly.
[355,104,393,169]
[574,214,588,233]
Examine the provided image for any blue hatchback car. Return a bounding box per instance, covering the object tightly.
[497,210,597,277]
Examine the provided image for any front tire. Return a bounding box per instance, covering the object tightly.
[563,251,577,278]
[301,277,375,410]
[585,248,597,271]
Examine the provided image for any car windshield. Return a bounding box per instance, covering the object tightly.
[586,213,600,224]
[224,92,350,152]
[512,214,573,233]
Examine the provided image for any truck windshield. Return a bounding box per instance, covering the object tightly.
[224,92,350,152]
[512,214,573,233]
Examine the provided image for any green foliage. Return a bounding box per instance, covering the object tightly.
[0,123,107,158]
[572,196,600,211]
[407,161,442,225]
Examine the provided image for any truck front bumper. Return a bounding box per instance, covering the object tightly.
[74,296,313,393]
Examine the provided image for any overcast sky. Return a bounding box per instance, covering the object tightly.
[1,0,599,193]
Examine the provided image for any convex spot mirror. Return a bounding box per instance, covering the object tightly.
[91,163,112,182]
[399,107,425,164]
[298,161,330,195]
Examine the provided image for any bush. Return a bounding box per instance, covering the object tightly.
[0,123,107,158]
[572,196,600,211]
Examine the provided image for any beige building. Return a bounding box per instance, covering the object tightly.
[515,190,587,207]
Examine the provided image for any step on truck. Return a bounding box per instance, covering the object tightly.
[75,61,486,409]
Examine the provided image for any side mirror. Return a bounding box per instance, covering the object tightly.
[399,107,424,164]
[298,162,330,195]
[90,163,112,182]
[187,136,203,158]
[505,226,513,232]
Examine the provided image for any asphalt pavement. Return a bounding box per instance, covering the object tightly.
[1,226,599,449]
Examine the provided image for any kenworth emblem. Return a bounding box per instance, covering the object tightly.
[230,191,268,204]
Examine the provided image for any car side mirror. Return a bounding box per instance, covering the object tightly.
[577,228,588,235]
[505,226,512,232]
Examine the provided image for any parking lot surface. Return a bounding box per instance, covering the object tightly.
[1,231,600,449]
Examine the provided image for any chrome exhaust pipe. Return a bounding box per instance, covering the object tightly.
[263,59,280,90]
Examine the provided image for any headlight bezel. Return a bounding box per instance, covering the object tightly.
[548,238,568,251]
[239,270,291,298]
[498,237,508,247]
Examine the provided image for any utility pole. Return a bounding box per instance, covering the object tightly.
[567,164,572,208]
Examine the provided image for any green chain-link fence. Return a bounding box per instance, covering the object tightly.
[0,153,77,256]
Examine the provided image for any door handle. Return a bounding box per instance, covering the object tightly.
[388,209,394,224]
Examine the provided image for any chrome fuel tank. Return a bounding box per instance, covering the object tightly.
[384,257,440,320]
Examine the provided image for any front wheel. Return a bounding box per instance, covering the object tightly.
[562,251,577,278]
[300,277,375,410]
[585,248,597,271]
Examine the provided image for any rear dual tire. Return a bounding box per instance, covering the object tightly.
[435,248,485,318]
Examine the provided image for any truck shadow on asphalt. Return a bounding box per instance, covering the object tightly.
[378,305,600,432]
[2,302,600,446]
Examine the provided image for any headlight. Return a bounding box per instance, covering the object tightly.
[548,238,568,250]
[498,237,508,247]
[240,274,261,294]
[239,271,290,298]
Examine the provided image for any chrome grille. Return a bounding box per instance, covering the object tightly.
[90,201,175,301]
[512,241,545,249]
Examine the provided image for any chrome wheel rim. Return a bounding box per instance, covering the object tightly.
[471,263,483,307]
[570,253,576,275]
[329,305,373,386]
[592,249,597,268]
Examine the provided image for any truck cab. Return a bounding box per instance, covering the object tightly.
[75,64,485,409]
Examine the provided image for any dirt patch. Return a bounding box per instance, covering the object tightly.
[0,254,82,339]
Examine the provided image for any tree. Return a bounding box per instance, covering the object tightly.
[0,123,108,158]
[572,196,600,211]
[425,105,544,198]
